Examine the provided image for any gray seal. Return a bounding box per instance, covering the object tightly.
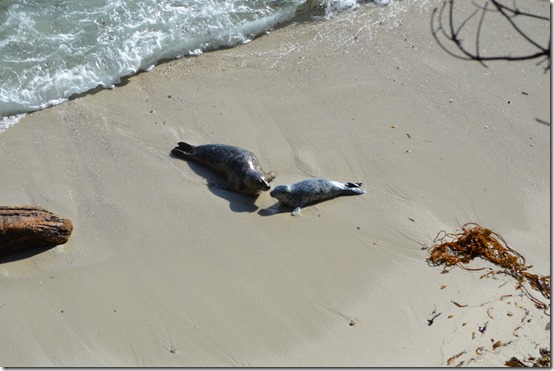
[270,178,365,215]
[172,141,275,196]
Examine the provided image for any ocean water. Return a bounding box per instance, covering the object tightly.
[0,0,405,132]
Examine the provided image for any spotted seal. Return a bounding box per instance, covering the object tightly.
[171,141,275,196]
[270,178,365,215]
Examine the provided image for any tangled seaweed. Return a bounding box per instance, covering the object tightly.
[505,348,551,367]
[427,223,550,310]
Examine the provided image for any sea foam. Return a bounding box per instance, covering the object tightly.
[0,0,308,119]
[0,0,395,131]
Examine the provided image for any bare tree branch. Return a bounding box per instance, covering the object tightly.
[431,0,550,70]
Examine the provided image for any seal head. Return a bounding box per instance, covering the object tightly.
[245,169,272,192]
[172,141,275,196]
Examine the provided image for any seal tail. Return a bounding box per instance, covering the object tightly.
[343,182,366,195]
[171,141,195,159]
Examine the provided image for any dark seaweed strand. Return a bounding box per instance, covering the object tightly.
[427,223,550,309]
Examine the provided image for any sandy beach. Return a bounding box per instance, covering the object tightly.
[0,0,550,367]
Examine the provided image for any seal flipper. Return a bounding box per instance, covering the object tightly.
[291,195,305,216]
[343,182,366,195]
[291,207,302,216]
[346,182,362,188]
[171,141,196,159]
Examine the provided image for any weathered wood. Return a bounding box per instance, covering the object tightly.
[0,206,73,257]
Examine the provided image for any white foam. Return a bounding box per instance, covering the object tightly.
[0,114,27,134]
[0,0,306,120]
[371,0,392,6]
[0,0,418,130]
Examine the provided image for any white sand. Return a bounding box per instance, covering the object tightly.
[0,0,550,366]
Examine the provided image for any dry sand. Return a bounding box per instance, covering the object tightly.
[0,0,550,367]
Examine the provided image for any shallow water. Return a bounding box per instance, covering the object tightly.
[0,0,423,132]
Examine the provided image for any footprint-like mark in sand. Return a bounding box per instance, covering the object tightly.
[293,145,322,177]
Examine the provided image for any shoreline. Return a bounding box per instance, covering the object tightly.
[0,0,550,366]
[0,0,330,124]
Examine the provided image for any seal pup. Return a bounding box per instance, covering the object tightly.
[172,141,275,196]
[270,178,365,215]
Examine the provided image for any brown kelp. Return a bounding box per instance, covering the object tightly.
[427,223,550,310]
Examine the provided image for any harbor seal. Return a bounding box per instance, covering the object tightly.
[270,178,365,215]
[171,141,275,196]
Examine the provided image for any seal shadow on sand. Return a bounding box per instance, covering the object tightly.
[170,153,260,213]
[257,202,294,216]
[258,200,341,216]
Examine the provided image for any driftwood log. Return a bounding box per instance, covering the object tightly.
[0,206,73,257]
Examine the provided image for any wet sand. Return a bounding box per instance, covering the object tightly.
[0,1,550,366]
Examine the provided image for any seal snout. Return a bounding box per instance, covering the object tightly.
[269,186,280,198]
[261,179,271,191]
